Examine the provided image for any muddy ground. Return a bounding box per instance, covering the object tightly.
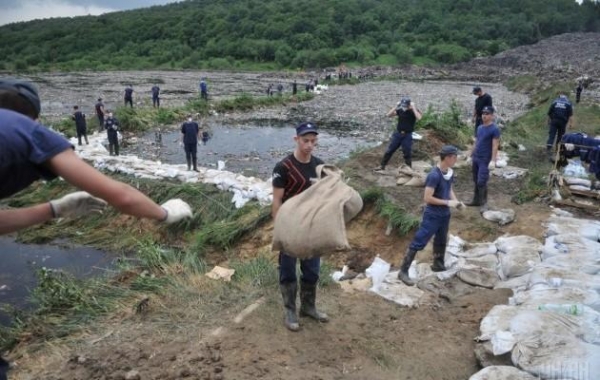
[13,32,599,378]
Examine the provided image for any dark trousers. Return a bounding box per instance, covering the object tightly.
[0,355,8,380]
[124,97,133,108]
[184,142,197,162]
[76,126,88,145]
[279,252,320,285]
[97,115,104,132]
[472,157,490,187]
[381,131,412,167]
[576,91,581,103]
[107,132,119,155]
[409,211,450,251]
[547,120,567,151]
[201,91,208,101]
[153,96,160,107]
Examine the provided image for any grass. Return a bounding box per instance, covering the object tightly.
[361,188,420,236]
[416,99,472,148]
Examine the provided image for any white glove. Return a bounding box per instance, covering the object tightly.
[564,143,575,151]
[447,200,461,208]
[160,199,192,223]
[488,161,496,170]
[49,191,107,218]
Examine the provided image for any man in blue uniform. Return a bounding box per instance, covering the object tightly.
[272,122,329,331]
[104,111,120,156]
[466,106,500,211]
[151,84,160,108]
[181,115,199,171]
[546,93,573,161]
[200,78,208,101]
[397,145,464,285]
[472,86,493,136]
[95,98,105,132]
[0,79,194,379]
[375,97,422,171]
[72,105,88,146]
[124,85,134,108]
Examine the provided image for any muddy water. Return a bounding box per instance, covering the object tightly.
[0,237,111,326]
[128,122,381,178]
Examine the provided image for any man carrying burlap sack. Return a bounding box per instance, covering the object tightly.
[272,122,329,331]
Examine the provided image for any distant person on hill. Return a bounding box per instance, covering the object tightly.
[124,85,134,108]
[0,79,193,234]
[151,84,160,108]
[546,93,573,161]
[472,86,493,136]
[181,115,200,171]
[576,81,583,104]
[292,80,297,95]
[466,106,500,211]
[277,83,284,95]
[266,84,273,96]
[104,111,120,156]
[374,97,422,172]
[272,122,329,332]
[95,97,105,132]
[200,78,208,101]
[72,105,88,146]
[397,145,464,286]
[201,129,210,145]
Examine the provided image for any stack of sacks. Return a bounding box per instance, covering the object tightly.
[395,161,431,187]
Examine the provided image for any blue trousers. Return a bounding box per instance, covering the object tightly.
[472,157,490,187]
[279,252,320,285]
[547,120,567,150]
[381,131,412,167]
[409,211,450,251]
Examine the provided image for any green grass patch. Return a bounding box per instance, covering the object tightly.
[360,188,420,236]
[417,99,472,148]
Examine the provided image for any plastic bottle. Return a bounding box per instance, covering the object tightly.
[538,303,584,316]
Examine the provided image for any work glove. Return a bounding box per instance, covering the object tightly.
[49,191,107,218]
[160,199,192,224]
[488,161,497,170]
[448,200,465,210]
[564,143,575,151]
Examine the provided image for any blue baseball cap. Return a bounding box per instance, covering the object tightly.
[439,145,458,155]
[481,105,494,114]
[296,122,319,136]
[0,78,41,118]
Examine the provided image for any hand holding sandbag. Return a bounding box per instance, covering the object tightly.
[49,191,107,218]
[161,199,192,223]
[488,161,497,170]
[447,200,462,209]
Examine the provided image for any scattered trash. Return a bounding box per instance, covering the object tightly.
[205,266,235,282]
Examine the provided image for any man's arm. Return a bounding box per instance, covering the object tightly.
[386,106,397,118]
[411,104,422,120]
[423,186,449,206]
[0,203,54,235]
[45,150,167,220]
[491,138,500,164]
[272,187,284,219]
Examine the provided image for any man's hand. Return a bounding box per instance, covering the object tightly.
[161,199,192,223]
[488,161,497,170]
[49,191,107,218]
[448,200,466,210]
[564,143,575,151]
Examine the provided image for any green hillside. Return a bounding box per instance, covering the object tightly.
[1,0,599,71]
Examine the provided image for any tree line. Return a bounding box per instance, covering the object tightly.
[0,0,598,72]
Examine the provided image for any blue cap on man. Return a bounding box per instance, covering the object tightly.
[481,105,495,114]
[0,78,41,118]
[296,122,319,136]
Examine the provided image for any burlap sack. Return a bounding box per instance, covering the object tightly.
[404,175,426,187]
[272,165,363,259]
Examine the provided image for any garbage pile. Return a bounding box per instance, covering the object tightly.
[71,133,272,208]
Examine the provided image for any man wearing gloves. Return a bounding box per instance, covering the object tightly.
[375,96,421,172]
[272,122,329,332]
[104,111,120,156]
[466,105,500,211]
[181,115,200,171]
[546,93,573,161]
[397,145,464,286]
[0,78,193,236]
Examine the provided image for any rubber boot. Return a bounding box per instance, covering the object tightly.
[109,144,114,156]
[431,245,446,272]
[84,135,89,145]
[398,248,417,286]
[466,185,482,207]
[186,157,191,171]
[405,158,412,169]
[193,160,199,172]
[479,186,489,214]
[300,282,329,322]
[114,143,119,156]
[280,282,300,331]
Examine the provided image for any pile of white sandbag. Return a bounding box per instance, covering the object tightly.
[71,133,272,208]
[395,161,431,187]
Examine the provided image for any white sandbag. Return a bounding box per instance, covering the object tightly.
[452,242,497,258]
[494,274,531,293]
[478,305,521,342]
[543,254,600,275]
[373,271,426,307]
[496,235,543,254]
[396,175,411,185]
[457,266,499,288]
[510,286,600,310]
[511,334,600,380]
[482,209,515,226]
[528,266,600,292]
[404,175,426,187]
[365,256,391,292]
[460,254,499,271]
[469,366,537,380]
[545,215,600,241]
[570,184,592,191]
[565,177,592,187]
[497,247,540,280]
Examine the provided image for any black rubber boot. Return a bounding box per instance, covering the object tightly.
[431,245,446,272]
[114,143,119,156]
[186,157,191,171]
[0,355,9,380]
[84,135,89,145]
[405,158,412,168]
[398,248,418,286]
[109,144,114,156]
[466,185,482,207]
[193,160,199,172]
[280,282,300,331]
[300,282,329,322]
[479,186,489,213]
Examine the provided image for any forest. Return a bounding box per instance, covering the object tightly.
[0,0,598,71]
